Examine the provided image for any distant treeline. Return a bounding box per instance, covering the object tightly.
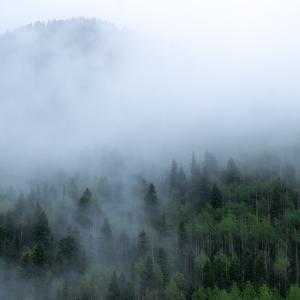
[1,152,300,299]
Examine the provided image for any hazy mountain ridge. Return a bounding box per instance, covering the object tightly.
[0,18,299,185]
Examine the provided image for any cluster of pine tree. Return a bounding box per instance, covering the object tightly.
[0,152,300,299]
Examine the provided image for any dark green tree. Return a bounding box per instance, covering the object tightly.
[79,188,92,207]
[56,234,78,270]
[211,184,223,209]
[107,271,120,300]
[137,230,149,258]
[144,183,159,223]
[144,183,158,206]
[100,218,114,259]
[33,211,52,247]
[157,247,169,282]
[141,256,155,296]
[270,179,282,221]
[32,242,47,267]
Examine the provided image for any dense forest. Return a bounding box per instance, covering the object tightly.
[1,152,300,299]
[1,17,300,300]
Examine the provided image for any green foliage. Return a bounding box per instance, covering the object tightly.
[33,211,52,247]
[32,242,47,267]
[211,184,223,209]
[107,271,120,300]
[1,150,300,299]
[165,279,186,300]
[56,234,78,270]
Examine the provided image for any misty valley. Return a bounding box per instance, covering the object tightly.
[1,18,300,300]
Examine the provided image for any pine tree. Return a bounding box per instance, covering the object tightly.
[169,160,179,191]
[137,230,149,258]
[79,188,92,207]
[100,218,114,259]
[178,222,187,273]
[32,242,47,267]
[165,279,185,300]
[56,234,78,269]
[211,184,223,209]
[270,179,282,222]
[177,167,187,203]
[123,281,135,300]
[191,153,200,181]
[107,271,120,300]
[203,152,219,175]
[199,167,210,202]
[144,183,159,223]
[190,153,202,208]
[144,183,158,206]
[33,211,51,247]
[141,257,155,296]
[20,247,33,278]
[157,247,169,282]
[224,158,240,185]
[101,218,113,242]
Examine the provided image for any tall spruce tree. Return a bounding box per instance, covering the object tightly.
[107,271,120,300]
[33,211,51,247]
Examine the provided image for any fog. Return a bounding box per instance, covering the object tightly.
[0,4,300,299]
[0,12,299,184]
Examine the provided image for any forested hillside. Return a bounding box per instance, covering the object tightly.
[1,152,300,299]
[1,17,300,300]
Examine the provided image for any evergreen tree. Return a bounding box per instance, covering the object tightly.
[56,234,78,270]
[101,218,113,242]
[107,271,120,300]
[224,158,240,184]
[79,188,92,207]
[169,160,179,191]
[211,183,223,209]
[100,218,114,259]
[203,152,219,175]
[144,183,159,223]
[32,242,47,267]
[165,279,186,300]
[141,257,155,296]
[144,183,158,206]
[137,230,149,258]
[20,247,33,278]
[178,167,187,203]
[199,167,210,203]
[157,247,169,282]
[33,211,51,247]
[270,179,282,221]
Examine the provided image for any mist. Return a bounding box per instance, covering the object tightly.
[0,17,299,184]
[0,3,300,300]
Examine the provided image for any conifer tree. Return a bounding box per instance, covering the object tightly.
[137,230,149,258]
[211,184,223,209]
[157,247,169,282]
[203,152,219,175]
[79,188,92,207]
[224,158,240,184]
[144,183,159,223]
[141,256,155,296]
[32,242,47,267]
[33,211,51,247]
[107,271,120,300]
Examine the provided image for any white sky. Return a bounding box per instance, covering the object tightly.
[1,0,300,49]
